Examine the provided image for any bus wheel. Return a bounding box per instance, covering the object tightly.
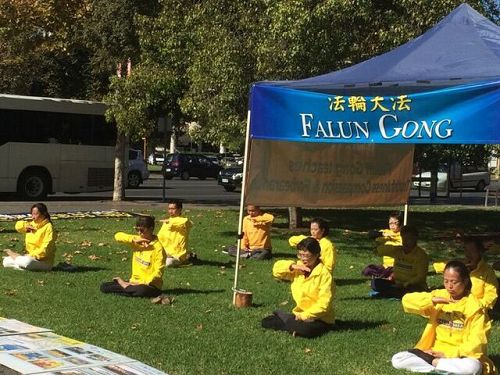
[17,170,50,199]
[127,171,142,189]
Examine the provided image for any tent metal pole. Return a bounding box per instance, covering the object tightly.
[403,203,409,225]
[232,110,252,305]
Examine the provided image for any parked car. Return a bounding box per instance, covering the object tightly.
[128,149,150,188]
[163,153,221,180]
[148,152,165,165]
[413,165,490,191]
[218,166,243,192]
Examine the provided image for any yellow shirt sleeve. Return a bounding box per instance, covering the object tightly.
[15,220,28,233]
[288,235,307,248]
[272,260,296,281]
[114,232,135,244]
[402,291,435,318]
[319,238,335,273]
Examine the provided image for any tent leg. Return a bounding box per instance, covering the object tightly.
[232,110,252,305]
[403,203,409,225]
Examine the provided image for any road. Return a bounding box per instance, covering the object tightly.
[0,172,492,215]
[54,173,240,205]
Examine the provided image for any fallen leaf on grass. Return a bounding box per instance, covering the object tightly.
[121,257,128,262]
[205,309,212,313]
[80,240,92,247]
[131,324,139,330]
[5,290,17,296]
[304,348,312,354]
[97,242,107,247]
[73,251,83,255]
[88,254,101,261]
[36,280,45,286]
[9,238,19,242]
[280,300,289,306]
[195,324,203,331]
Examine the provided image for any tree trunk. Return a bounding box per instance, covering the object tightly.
[113,131,128,201]
[288,207,303,229]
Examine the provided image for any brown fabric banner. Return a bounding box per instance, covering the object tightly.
[245,140,414,207]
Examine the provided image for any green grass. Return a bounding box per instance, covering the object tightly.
[0,206,500,375]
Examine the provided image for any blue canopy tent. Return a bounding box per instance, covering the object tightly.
[232,3,500,299]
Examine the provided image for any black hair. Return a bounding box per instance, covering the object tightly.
[401,225,418,237]
[31,203,51,222]
[297,237,321,255]
[389,212,402,223]
[463,236,485,254]
[311,217,329,237]
[168,201,183,210]
[135,215,155,230]
[444,260,472,294]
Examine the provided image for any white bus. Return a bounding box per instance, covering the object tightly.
[0,94,116,199]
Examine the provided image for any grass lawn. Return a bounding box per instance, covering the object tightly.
[0,206,499,375]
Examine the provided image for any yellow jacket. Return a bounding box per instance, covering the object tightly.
[114,232,166,289]
[402,289,496,375]
[375,229,402,268]
[15,219,57,266]
[377,244,428,290]
[471,259,498,310]
[242,213,274,250]
[289,235,336,273]
[157,216,192,262]
[273,260,335,324]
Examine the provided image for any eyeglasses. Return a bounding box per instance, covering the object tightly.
[297,252,314,261]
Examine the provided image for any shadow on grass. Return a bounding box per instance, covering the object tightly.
[192,259,234,268]
[333,319,389,331]
[335,278,366,286]
[163,287,225,295]
[53,265,108,273]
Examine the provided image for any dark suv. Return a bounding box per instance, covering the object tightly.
[218,166,243,192]
[163,153,221,180]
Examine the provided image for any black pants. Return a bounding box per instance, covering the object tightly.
[261,311,332,338]
[100,280,161,298]
[371,278,423,299]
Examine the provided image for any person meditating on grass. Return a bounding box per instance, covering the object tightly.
[262,237,335,338]
[226,205,274,260]
[3,203,56,271]
[288,218,336,272]
[362,212,402,278]
[101,215,166,298]
[157,201,194,267]
[370,225,428,298]
[392,260,496,375]
[434,237,498,311]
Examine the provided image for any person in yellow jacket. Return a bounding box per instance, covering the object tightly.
[464,238,498,310]
[289,218,336,272]
[3,203,56,271]
[431,237,498,310]
[262,237,335,338]
[157,201,193,267]
[362,212,402,278]
[371,225,428,298]
[392,260,497,375]
[226,205,274,260]
[101,215,166,298]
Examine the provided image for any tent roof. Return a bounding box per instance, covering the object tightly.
[264,3,500,94]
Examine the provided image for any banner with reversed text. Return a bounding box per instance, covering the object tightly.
[249,80,500,144]
[245,141,414,207]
